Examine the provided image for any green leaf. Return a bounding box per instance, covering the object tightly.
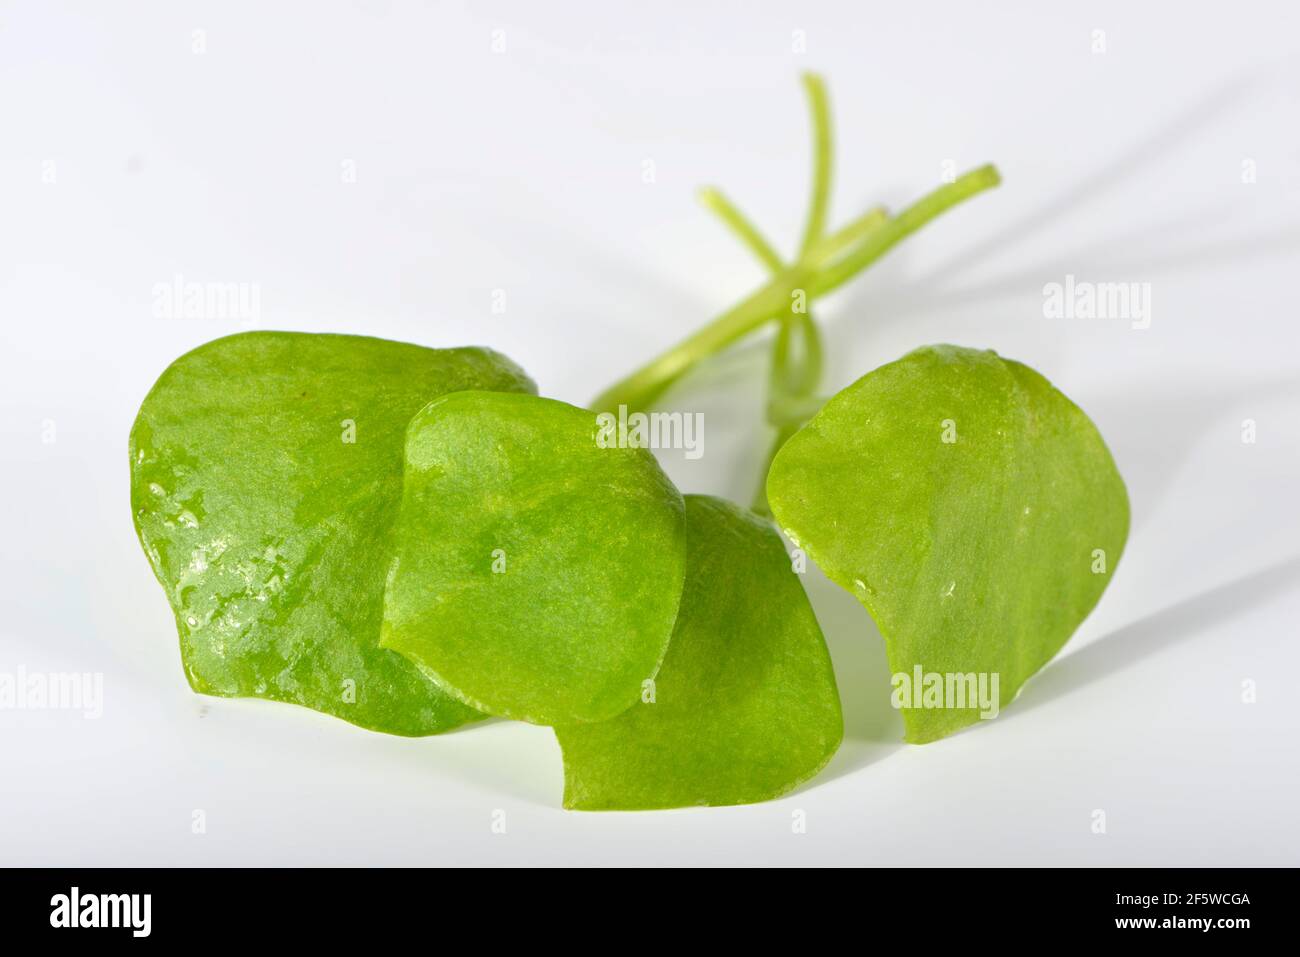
[129,331,535,735]
[379,392,686,726]
[555,494,843,810]
[767,344,1129,743]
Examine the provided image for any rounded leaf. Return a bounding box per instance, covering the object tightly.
[555,495,843,810]
[129,331,535,735]
[767,344,1129,743]
[380,392,687,725]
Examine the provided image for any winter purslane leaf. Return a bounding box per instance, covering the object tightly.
[380,391,687,726]
[125,77,1123,812]
[555,494,842,810]
[129,331,535,735]
[767,344,1129,743]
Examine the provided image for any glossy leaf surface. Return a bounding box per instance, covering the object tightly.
[130,331,535,735]
[380,392,686,726]
[768,344,1129,742]
[556,494,842,809]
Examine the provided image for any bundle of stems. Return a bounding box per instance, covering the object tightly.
[590,74,1001,512]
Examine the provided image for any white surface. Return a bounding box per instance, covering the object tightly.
[2,0,1298,866]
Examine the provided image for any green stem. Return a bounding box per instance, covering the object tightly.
[751,419,802,513]
[698,187,784,273]
[766,391,828,427]
[591,166,999,414]
[770,311,823,399]
[590,264,811,414]
[810,205,888,265]
[812,165,1001,296]
[697,174,827,517]
[698,186,824,397]
[797,73,833,256]
[774,71,833,408]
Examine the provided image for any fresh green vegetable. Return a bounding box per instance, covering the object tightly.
[703,75,882,514]
[129,331,534,735]
[766,345,1129,743]
[128,73,1131,811]
[380,391,686,726]
[599,73,999,521]
[590,164,1000,420]
[555,494,842,810]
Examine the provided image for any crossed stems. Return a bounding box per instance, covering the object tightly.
[590,73,1001,511]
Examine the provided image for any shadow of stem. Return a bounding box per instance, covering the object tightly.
[1011,555,1300,719]
[792,567,904,788]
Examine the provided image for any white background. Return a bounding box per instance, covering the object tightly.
[2,0,1298,866]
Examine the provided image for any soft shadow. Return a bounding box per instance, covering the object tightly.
[1013,555,1300,717]
[793,566,904,787]
[848,225,1300,325]
[1085,375,1300,531]
[819,71,1289,336]
[925,75,1258,284]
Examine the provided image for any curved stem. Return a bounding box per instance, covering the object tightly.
[771,311,823,399]
[699,186,824,397]
[797,72,833,256]
[751,420,802,514]
[812,165,1001,296]
[776,70,833,409]
[698,187,783,273]
[590,264,811,414]
[592,166,999,413]
[766,390,828,427]
[808,205,888,266]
